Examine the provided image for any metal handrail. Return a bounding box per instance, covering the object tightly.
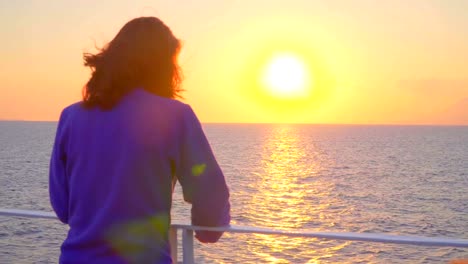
[1,208,468,264]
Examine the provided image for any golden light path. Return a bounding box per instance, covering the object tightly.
[242,126,352,263]
[260,53,312,100]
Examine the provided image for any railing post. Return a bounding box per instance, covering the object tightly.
[182,229,194,264]
[169,227,178,264]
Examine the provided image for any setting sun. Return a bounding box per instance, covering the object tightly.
[260,53,311,99]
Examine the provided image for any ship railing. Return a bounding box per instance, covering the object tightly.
[1,208,468,264]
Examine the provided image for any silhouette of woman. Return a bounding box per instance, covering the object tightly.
[49,17,230,263]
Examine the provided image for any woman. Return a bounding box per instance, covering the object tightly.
[49,17,230,264]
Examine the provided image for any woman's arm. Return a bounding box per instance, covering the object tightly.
[49,108,70,224]
[175,104,231,243]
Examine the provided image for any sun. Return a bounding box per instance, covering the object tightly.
[260,53,311,99]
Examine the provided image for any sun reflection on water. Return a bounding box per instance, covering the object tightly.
[242,125,353,263]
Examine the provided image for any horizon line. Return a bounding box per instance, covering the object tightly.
[1,119,467,127]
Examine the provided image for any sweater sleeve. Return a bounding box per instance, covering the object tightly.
[49,108,70,224]
[175,104,230,243]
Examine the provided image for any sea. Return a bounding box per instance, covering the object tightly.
[0,121,467,263]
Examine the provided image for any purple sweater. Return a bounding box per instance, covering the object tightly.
[49,88,230,263]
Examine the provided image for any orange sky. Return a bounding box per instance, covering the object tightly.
[1,0,467,124]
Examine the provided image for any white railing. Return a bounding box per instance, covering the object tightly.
[1,208,468,264]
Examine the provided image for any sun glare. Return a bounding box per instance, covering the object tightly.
[260,53,311,99]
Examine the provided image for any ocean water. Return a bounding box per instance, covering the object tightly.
[0,121,467,263]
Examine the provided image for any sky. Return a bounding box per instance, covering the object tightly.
[0,0,467,124]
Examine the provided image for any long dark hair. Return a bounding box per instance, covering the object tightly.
[82,17,182,109]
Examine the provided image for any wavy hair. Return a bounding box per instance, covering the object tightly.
[82,17,182,109]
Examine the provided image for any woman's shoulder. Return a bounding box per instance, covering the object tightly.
[58,102,82,119]
[64,102,82,111]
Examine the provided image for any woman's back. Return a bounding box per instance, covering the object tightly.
[50,89,230,263]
